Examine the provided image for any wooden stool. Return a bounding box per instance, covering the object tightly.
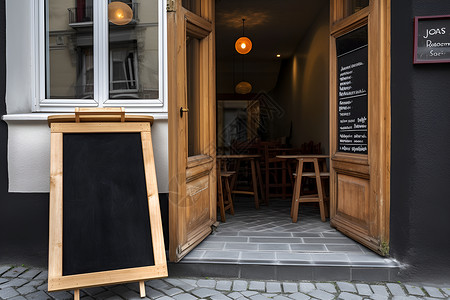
[217,159,235,222]
[291,157,330,223]
[229,156,266,209]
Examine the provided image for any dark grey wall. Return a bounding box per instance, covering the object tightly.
[0,0,49,267]
[391,0,450,283]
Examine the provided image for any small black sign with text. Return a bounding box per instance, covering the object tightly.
[414,15,450,64]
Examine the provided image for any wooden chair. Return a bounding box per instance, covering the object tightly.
[263,144,301,201]
[300,141,322,155]
[217,160,235,222]
[291,157,330,223]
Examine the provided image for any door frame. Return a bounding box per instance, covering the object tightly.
[329,0,391,255]
[167,0,391,262]
[167,0,216,262]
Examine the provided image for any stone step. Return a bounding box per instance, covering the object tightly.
[168,260,401,282]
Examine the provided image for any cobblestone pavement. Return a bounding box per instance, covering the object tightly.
[1,265,449,300]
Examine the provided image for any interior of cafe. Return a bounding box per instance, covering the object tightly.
[182,0,396,267]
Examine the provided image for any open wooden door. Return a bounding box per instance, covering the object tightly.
[167,0,216,262]
[329,0,391,256]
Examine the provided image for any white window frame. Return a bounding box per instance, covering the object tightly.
[33,0,166,113]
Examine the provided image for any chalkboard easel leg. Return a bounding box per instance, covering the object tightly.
[74,289,80,300]
[139,281,146,298]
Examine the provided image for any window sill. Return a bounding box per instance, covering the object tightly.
[2,112,169,122]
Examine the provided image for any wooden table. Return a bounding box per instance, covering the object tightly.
[277,155,329,222]
[217,154,266,209]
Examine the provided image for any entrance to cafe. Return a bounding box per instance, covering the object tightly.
[167,0,391,265]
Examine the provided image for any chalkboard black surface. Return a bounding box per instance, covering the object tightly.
[414,15,450,64]
[63,133,155,276]
[336,26,368,154]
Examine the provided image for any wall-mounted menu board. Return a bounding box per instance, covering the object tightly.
[336,25,368,154]
[47,109,167,299]
[414,15,450,64]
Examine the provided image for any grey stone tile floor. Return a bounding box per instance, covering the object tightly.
[1,265,449,300]
[182,198,397,267]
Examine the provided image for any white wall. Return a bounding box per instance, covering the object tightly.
[4,119,169,193]
[271,5,330,152]
[6,120,51,193]
[4,0,169,193]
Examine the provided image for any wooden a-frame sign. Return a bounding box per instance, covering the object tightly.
[48,108,167,299]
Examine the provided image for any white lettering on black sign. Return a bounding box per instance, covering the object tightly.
[337,43,368,154]
[414,15,450,64]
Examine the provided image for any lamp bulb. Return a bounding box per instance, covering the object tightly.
[235,37,252,54]
[108,2,133,26]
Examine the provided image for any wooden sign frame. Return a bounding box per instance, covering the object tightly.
[48,109,167,298]
[414,15,450,64]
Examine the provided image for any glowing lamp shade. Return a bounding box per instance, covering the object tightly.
[108,2,133,26]
[235,37,252,55]
[235,81,252,94]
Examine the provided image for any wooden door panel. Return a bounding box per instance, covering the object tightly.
[336,174,370,227]
[168,0,216,262]
[186,176,211,231]
[329,0,390,256]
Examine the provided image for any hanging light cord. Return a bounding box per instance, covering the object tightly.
[242,19,246,81]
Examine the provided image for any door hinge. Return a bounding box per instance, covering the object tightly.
[167,0,176,12]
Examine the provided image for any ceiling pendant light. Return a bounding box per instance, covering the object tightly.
[235,19,252,55]
[235,81,252,94]
[108,2,133,26]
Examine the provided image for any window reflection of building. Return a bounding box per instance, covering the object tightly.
[110,47,139,99]
[46,0,159,101]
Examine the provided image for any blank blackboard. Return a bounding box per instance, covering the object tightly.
[336,25,369,154]
[48,115,167,294]
[62,133,154,276]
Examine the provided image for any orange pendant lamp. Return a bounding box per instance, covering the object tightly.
[108,1,133,26]
[235,19,252,55]
[235,81,252,94]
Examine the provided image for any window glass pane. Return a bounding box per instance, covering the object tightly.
[108,0,159,100]
[46,0,94,99]
[336,25,368,56]
[186,35,201,157]
[344,0,369,18]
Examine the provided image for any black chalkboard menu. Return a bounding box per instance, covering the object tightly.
[336,26,368,154]
[414,15,450,64]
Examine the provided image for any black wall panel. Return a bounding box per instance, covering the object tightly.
[391,0,450,283]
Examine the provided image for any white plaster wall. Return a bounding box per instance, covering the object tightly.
[5,119,169,193]
[6,121,51,192]
[4,0,170,194]
[148,119,169,193]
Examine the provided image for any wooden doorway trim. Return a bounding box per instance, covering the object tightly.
[329,0,391,255]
